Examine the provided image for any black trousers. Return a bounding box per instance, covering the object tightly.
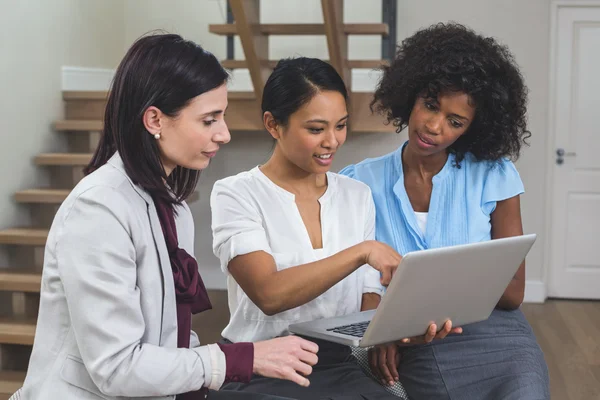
[218,337,398,400]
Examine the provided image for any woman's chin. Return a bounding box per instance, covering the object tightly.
[180,159,210,171]
[408,137,438,157]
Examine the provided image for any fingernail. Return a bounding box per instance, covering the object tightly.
[388,381,394,386]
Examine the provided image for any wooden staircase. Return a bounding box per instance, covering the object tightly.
[0,1,392,397]
[0,371,25,400]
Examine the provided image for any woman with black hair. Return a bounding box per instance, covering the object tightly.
[18,34,317,400]
[210,56,459,399]
[342,23,550,399]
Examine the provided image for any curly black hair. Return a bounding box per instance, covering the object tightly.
[372,22,530,164]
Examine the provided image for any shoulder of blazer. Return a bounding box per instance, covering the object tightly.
[51,161,150,241]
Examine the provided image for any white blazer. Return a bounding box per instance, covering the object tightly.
[20,153,224,400]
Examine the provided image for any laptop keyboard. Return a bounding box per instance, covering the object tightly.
[327,321,370,338]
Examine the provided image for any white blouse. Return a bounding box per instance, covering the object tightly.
[211,167,384,342]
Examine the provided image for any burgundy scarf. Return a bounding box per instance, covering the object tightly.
[154,199,212,398]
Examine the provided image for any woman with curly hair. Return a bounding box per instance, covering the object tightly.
[341,23,550,399]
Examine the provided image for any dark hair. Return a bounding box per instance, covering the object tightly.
[262,57,348,127]
[372,22,530,164]
[85,33,229,207]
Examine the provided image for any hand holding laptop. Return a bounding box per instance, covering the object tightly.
[398,319,463,345]
[289,235,536,350]
[361,239,463,388]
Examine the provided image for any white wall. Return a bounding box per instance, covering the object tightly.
[122,0,553,295]
[123,0,227,58]
[0,0,124,265]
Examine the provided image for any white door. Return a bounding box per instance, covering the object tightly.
[548,3,600,299]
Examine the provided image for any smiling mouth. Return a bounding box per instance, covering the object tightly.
[315,153,332,159]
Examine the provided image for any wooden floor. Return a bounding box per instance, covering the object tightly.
[195,292,599,400]
[522,300,600,400]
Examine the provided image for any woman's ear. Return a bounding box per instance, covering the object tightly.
[263,111,283,140]
[143,106,163,138]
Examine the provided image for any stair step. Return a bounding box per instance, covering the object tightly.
[63,91,108,100]
[0,371,26,397]
[35,153,92,167]
[209,23,389,36]
[54,120,103,132]
[222,59,387,70]
[0,270,42,293]
[228,91,255,100]
[345,60,389,69]
[0,229,48,246]
[0,319,36,345]
[14,189,70,204]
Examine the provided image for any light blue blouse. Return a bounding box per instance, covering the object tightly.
[339,142,524,255]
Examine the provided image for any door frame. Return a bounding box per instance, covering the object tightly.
[544,0,600,298]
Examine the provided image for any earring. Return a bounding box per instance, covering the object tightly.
[154,133,161,140]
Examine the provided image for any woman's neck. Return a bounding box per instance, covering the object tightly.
[260,149,327,198]
[402,145,448,181]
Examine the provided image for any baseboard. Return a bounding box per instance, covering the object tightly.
[61,66,114,91]
[524,280,547,303]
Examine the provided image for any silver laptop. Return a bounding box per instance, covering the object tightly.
[289,234,536,348]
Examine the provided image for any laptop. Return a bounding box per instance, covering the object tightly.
[289,234,536,348]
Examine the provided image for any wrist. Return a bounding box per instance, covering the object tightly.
[356,241,371,265]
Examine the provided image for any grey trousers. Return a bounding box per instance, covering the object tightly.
[397,308,550,400]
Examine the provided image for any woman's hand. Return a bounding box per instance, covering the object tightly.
[253,336,319,387]
[361,241,402,286]
[368,321,462,385]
